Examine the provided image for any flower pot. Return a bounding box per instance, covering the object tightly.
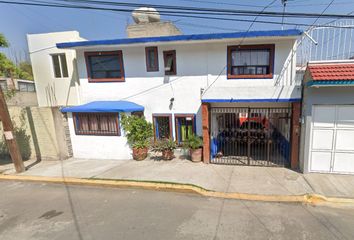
[190,148,202,162]
[132,147,148,161]
[162,149,174,160]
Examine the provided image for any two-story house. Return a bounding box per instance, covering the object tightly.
[28,17,303,169]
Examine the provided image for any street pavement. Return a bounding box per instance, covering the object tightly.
[2,158,354,198]
[0,181,354,240]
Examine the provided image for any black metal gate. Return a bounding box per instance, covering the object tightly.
[210,107,291,167]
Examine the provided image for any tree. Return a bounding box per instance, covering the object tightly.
[18,61,33,80]
[0,34,33,80]
[0,33,9,48]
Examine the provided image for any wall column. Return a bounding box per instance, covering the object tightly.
[202,102,210,164]
[290,102,301,170]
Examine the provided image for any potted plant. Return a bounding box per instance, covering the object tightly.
[184,134,203,162]
[152,138,176,160]
[121,114,153,161]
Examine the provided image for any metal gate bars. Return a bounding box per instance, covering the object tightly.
[210,107,291,167]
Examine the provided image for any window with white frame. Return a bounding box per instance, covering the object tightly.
[52,53,69,78]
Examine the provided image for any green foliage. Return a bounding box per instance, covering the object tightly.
[152,138,177,152]
[18,61,33,80]
[120,114,153,149]
[0,128,32,161]
[0,33,9,48]
[0,53,33,80]
[0,33,33,80]
[0,109,32,160]
[3,89,16,101]
[183,134,203,150]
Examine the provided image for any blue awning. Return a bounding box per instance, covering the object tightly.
[61,101,144,113]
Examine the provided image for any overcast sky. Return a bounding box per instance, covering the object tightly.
[0,0,353,61]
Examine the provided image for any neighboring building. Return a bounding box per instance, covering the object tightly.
[300,61,354,174]
[27,31,85,107]
[0,78,37,106]
[28,11,303,167]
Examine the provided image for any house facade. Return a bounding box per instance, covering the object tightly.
[300,61,354,174]
[28,27,303,168]
[27,31,84,107]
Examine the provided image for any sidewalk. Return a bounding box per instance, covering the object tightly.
[2,157,354,200]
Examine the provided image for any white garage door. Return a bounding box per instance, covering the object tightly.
[310,105,354,174]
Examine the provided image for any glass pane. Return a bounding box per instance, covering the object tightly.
[27,84,35,92]
[256,50,270,65]
[52,55,61,78]
[19,83,27,92]
[156,117,170,139]
[231,51,242,66]
[60,54,69,77]
[165,56,173,71]
[148,49,156,69]
[88,114,99,132]
[178,117,194,143]
[89,55,122,79]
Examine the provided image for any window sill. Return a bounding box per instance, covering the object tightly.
[227,74,273,79]
[88,78,125,83]
[75,131,120,136]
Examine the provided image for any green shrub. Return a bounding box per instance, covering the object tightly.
[151,138,176,153]
[183,134,203,150]
[121,114,153,149]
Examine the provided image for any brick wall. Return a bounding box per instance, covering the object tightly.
[0,107,71,161]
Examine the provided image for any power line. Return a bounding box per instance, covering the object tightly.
[1,0,354,29]
[308,0,335,30]
[238,0,278,46]
[17,0,354,19]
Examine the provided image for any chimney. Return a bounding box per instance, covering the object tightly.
[126,7,182,38]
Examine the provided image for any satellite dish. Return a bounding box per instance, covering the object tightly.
[132,7,161,24]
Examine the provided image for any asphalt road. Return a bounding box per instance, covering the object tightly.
[0,181,354,240]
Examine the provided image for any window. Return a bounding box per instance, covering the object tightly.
[227,44,274,79]
[18,82,35,92]
[145,47,159,72]
[52,54,69,78]
[163,50,176,75]
[73,113,120,136]
[153,114,172,140]
[175,114,196,144]
[85,51,125,82]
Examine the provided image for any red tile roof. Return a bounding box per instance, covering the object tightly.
[308,63,354,81]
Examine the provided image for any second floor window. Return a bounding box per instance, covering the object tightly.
[227,44,274,79]
[163,50,176,75]
[52,53,68,78]
[85,51,125,82]
[145,47,159,72]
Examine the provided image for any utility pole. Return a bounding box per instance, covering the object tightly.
[281,0,288,30]
[0,85,25,173]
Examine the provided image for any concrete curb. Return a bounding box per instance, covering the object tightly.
[1,175,354,206]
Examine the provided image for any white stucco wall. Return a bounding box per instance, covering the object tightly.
[67,113,132,160]
[27,31,85,107]
[68,36,299,160]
